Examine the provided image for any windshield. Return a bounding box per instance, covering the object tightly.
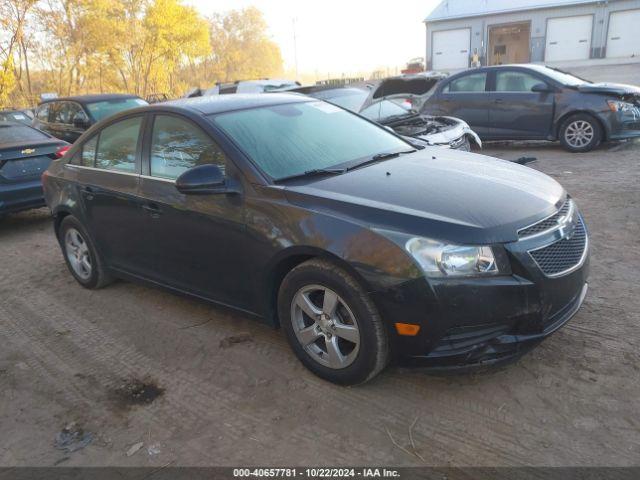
[535,66,590,86]
[211,100,410,180]
[0,124,48,143]
[311,89,411,121]
[86,98,148,121]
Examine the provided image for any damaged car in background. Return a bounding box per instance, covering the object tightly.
[292,73,481,151]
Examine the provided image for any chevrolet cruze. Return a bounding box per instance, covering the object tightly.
[42,94,589,385]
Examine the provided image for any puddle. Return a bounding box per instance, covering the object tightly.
[111,378,164,408]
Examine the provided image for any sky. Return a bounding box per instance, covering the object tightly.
[186,0,441,77]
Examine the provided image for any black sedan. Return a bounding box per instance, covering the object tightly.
[42,94,589,384]
[422,64,640,152]
[32,94,148,143]
[0,121,68,217]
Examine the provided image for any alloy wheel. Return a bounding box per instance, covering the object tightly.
[65,228,92,280]
[290,284,360,369]
[565,120,594,148]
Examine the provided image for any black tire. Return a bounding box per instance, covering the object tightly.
[58,215,113,289]
[559,113,602,153]
[278,259,389,385]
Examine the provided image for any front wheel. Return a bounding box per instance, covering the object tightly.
[278,259,389,385]
[559,113,602,153]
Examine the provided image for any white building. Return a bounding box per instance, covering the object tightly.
[424,0,640,70]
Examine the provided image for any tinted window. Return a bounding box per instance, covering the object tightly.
[444,73,487,93]
[86,98,148,122]
[496,71,543,92]
[0,111,31,124]
[212,101,409,180]
[52,102,74,124]
[36,104,50,121]
[0,124,48,143]
[67,103,88,124]
[81,135,98,166]
[150,115,226,180]
[95,117,141,172]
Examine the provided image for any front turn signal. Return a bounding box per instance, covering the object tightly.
[395,323,421,336]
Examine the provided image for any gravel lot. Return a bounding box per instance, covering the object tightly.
[1,139,639,467]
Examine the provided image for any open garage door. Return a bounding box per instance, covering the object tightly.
[607,9,640,59]
[545,15,593,62]
[432,29,470,71]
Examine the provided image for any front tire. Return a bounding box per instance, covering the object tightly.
[559,113,602,152]
[278,259,389,385]
[58,215,112,289]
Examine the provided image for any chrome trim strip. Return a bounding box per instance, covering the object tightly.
[527,216,589,278]
[139,174,175,184]
[518,199,574,241]
[64,164,139,177]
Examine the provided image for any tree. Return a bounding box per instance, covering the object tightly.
[204,7,284,84]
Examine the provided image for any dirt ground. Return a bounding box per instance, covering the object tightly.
[1,139,639,467]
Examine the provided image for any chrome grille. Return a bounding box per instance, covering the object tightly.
[518,200,571,238]
[529,217,587,276]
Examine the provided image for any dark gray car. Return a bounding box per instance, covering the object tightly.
[422,64,640,152]
[33,94,148,144]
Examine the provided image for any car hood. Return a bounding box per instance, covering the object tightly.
[283,149,565,244]
[361,72,447,111]
[577,82,640,97]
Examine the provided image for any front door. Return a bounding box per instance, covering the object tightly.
[427,71,491,137]
[136,113,248,308]
[489,69,555,139]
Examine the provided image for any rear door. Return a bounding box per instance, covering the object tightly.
[136,113,248,306]
[425,71,491,136]
[69,115,148,271]
[489,69,555,139]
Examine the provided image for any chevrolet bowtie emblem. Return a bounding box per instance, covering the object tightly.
[21,148,35,154]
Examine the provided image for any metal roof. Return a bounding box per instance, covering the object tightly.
[160,93,309,115]
[425,0,597,22]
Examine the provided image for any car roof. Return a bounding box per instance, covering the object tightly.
[157,93,310,115]
[39,93,142,105]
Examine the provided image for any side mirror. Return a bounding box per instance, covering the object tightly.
[73,114,90,128]
[175,164,237,195]
[531,82,553,93]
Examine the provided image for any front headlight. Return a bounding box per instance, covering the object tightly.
[405,237,499,277]
[607,99,637,113]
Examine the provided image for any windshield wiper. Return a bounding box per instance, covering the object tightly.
[275,167,346,183]
[346,149,416,172]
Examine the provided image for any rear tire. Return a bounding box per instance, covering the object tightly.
[559,113,602,153]
[278,259,389,385]
[58,215,113,289]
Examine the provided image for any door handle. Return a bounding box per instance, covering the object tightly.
[142,203,162,218]
[495,99,504,104]
[81,186,94,201]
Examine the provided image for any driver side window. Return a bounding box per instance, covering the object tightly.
[150,115,226,180]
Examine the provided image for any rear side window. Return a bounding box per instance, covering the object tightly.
[495,71,542,92]
[36,104,50,121]
[150,115,226,180]
[0,124,48,143]
[81,135,98,166]
[95,117,142,173]
[444,73,487,93]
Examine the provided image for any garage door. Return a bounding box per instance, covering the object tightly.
[607,9,640,58]
[545,15,592,62]
[432,29,470,70]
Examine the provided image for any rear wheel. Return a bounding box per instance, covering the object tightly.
[278,259,389,385]
[59,216,112,289]
[559,113,602,152]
